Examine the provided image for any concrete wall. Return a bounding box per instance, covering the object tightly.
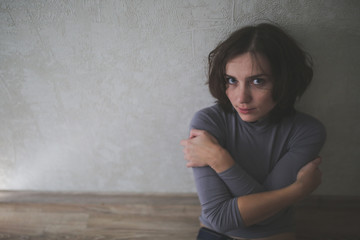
[1,0,359,195]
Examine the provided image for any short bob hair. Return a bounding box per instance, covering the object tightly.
[208,23,313,122]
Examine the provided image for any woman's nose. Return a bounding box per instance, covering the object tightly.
[236,84,252,103]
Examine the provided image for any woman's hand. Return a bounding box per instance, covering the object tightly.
[294,157,322,196]
[180,129,218,167]
[236,157,323,227]
[180,129,234,172]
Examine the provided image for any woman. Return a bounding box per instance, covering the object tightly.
[180,23,326,239]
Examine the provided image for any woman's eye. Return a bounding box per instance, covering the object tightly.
[252,78,265,85]
[226,77,237,85]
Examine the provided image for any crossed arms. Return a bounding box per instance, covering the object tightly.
[180,127,324,232]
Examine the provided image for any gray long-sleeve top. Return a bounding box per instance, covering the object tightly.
[190,104,326,238]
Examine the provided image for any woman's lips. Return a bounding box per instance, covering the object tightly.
[238,108,255,114]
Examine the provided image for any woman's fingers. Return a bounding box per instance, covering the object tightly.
[189,129,205,139]
[180,130,218,168]
[300,157,322,174]
[181,139,196,162]
[295,156,323,195]
[312,156,322,166]
[180,139,187,147]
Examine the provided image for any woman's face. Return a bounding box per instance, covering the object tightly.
[225,52,276,122]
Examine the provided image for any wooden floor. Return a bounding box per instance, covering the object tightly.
[0,191,359,240]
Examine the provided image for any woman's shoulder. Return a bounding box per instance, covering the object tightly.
[192,103,228,120]
[291,111,325,131]
[190,104,232,143]
[285,111,326,143]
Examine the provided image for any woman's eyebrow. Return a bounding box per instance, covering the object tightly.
[224,74,235,77]
[246,74,271,80]
[225,73,271,81]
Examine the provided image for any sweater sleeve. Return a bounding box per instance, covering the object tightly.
[263,114,327,190]
[252,114,326,226]
[190,107,264,232]
[193,166,245,231]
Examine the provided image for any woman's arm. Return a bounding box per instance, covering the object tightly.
[181,129,322,229]
[190,155,321,231]
[263,118,326,190]
[236,157,321,226]
[181,129,265,196]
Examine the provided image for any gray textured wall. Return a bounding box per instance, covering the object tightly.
[1,0,359,195]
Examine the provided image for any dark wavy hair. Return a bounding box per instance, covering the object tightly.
[208,23,313,122]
